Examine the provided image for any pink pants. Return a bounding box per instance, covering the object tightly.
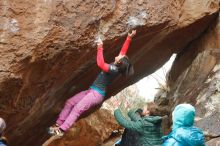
[56,89,104,131]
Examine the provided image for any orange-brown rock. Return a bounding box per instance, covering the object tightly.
[45,108,119,146]
[156,9,220,145]
[0,0,219,146]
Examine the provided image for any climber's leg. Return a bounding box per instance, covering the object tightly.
[59,89,104,131]
[56,90,89,126]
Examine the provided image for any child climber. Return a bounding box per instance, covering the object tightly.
[48,30,136,137]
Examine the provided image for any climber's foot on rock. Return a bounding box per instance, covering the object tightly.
[48,127,64,137]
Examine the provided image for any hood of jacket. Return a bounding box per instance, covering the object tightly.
[172,104,195,130]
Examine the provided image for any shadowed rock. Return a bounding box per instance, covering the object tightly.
[0,0,219,145]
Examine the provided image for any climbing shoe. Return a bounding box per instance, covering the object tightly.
[48,124,60,135]
[48,127,64,137]
[52,128,64,137]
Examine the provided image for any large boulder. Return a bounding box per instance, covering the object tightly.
[206,137,220,146]
[45,108,119,146]
[157,9,220,145]
[0,0,219,145]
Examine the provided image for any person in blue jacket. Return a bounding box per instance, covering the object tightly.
[162,103,205,146]
[0,118,7,146]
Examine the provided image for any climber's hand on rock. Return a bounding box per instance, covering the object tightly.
[111,97,120,108]
[128,30,136,38]
[124,100,130,109]
[97,37,103,48]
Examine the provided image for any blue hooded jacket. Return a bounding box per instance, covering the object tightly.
[162,104,205,146]
[0,140,6,146]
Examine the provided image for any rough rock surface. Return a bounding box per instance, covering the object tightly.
[0,0,219,146]
[46,108,119,146]
[206,137,220,146]
[156,8,220,145]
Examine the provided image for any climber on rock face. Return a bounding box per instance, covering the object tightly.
[0,118,7,146]
[48,30,136,137]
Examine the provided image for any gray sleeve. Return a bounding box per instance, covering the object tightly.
[109,64,119,73]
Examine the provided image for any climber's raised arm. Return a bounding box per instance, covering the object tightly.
[96,38,110,72]
[119,30,136,56]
